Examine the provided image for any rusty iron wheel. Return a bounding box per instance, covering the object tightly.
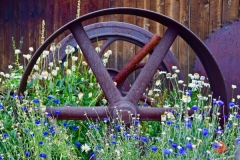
[18,8,228,125]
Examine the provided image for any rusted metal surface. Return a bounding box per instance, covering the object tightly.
[113,34,161,85]
[48,22,182,77]
[195,20,240,104]
[18,8,227,126]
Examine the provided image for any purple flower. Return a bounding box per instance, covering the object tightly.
[89,124,94,129]
[236,114,240,119]
[222,115,228,119]
[185,121,192,128]
[216,100,224,106]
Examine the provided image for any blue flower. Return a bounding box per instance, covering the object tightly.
[168,139,173,143]
[25,151,31,157]
[236,114,240,119]
[63,122,69,127]
[3,133,8,137]
[152,146,158,152]
[227,123,232,128]
[53,99,60,104]
[39,153,47,158]
[104,118,109,123]
[228,102,235,108]
[96,126,101,130]
[134,135,140,140]
[141,137,148,142]
[76,141,81,147]
[72,125,78,130]
[21,106,27,111]
[163,148,171,155]
[48,125,54,130]
[216,100,224,106]
[111,140,117,145]
[186,142,193,149]
[213,143,219,149]
[185,121,192,128]
[112,135,117,139]
[202,128,209,136]
[18,95,24,100]
[33,99,40,103]
[25,129,30,133]
[178,147,185,155]
[192,105,198,111]
[12,94,17,98]
[215,129,223,134]
[222,115,228,119]
[30,133,34,136]
[143,103,148,107]
[186,90,192,95]
[96,146,101,150]
[236,137,240,143]
[47,95,54,99]
[135,120,140,125]
[115,125,121,130]
[166,121,172,125]
[55,110,61,115]
[35,120,41,125]
[89,124,95,129]
[39,141,43,145]
[137,103,141,107]
[0,104,3,109]
[171,143,178,148]
[43,131,49,136]
[90,152,95,158]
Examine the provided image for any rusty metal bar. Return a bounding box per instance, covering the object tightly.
[113,34,161,85]
[126,27,178,105]
[69,23,122,105]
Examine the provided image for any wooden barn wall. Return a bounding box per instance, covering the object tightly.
[0,0,240,82]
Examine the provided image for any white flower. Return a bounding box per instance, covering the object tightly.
[148,90,153,96]
[43,50,50,57]
[102,98,107,104]
[182,95,191,103]
[172,66,177,70]
[102,58,108,65]
[66,69,72,75]
[88,92,92,98]
[153,88,161,92]
[0,72,4,76]
[29,47,34,52]
[78,92,84,100]
[71,65,76,71]
[232,85,237,89]
[33,65,39,71]
[194,73,200,79]
[51,70,57,76]
[155,80,161,86]
[175,69,180,73]
[88,69,92,74]
[65,45,75,55]
[19,66,23,70]
[8,65,13,69]
[178,80,184,84]
[5,74,10,78]
[72,56,78,61]
[82,61,87,66]
[63,62,68,67]
[81,144,91,153]
[36,57,41,64]
[49,62,53,67]
[200,76,205,81]
[50,44,56,52]
[95,47,101,53]
[15,49,21,54]
[159,71,166,75]
[41,70,48,80]
[237,95,240,99]
[56,67,60,71]
[104,50,112,58]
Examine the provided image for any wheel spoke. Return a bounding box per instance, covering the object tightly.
[126,27,178,105]
[69,23,121,104]
[46,106,110,120]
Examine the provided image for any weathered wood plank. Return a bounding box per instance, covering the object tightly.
[222,0,239,23]
[122,0,137,83]
[209,0,222,32]
[179,0,190,81]
[164,0,180,60]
